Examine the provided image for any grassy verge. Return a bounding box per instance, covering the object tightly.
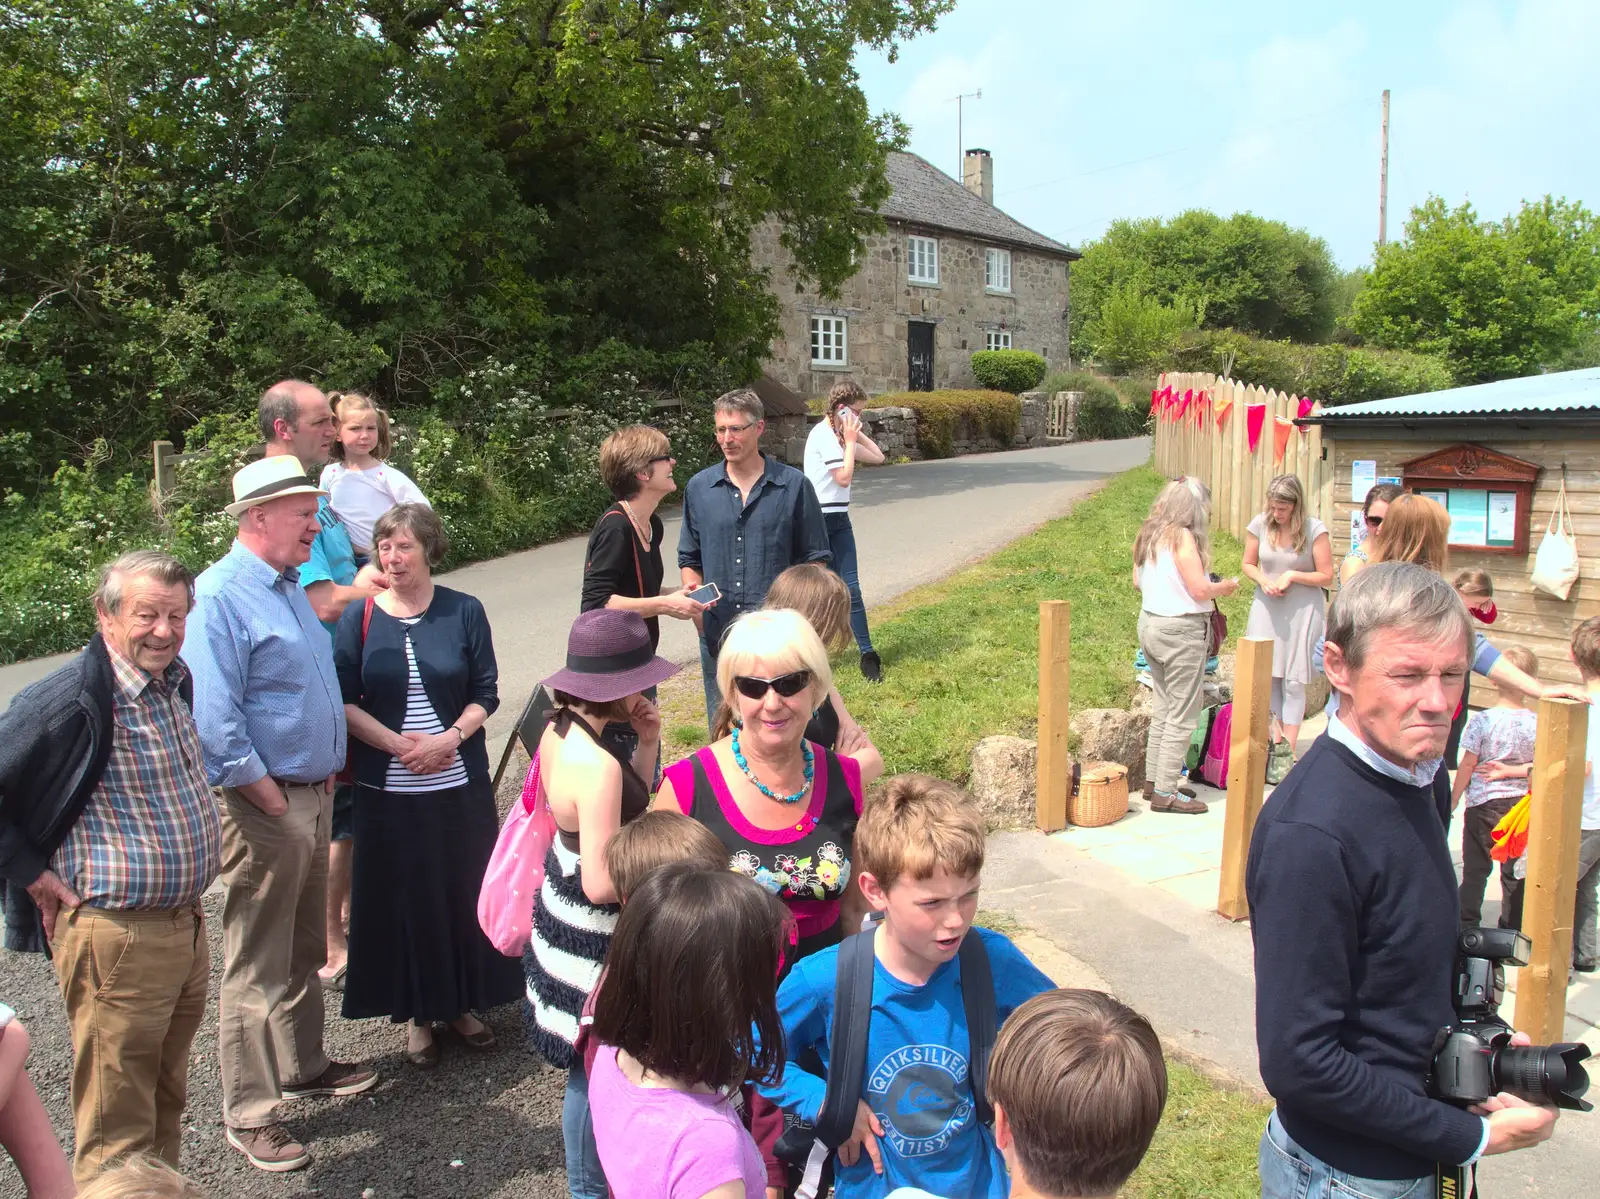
[1125,1061,1271,1197]
[660,464,1249,777]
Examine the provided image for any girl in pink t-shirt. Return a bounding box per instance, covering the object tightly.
[587,863,788,1199]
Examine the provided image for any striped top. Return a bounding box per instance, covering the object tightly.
[53,648,222,910]
[383,616,469,793]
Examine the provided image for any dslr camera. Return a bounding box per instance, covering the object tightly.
[1427,927,1591,1112]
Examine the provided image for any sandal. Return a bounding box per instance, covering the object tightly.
[452,1016,496,1052]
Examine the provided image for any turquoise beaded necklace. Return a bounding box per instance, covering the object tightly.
[730,724,814,804]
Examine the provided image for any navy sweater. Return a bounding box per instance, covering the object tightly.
[1247,735,1483,1179]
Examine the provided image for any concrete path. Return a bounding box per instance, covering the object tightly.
[0,438,1153,740]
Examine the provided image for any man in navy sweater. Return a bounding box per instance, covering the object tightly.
[1248,563,1557,1198]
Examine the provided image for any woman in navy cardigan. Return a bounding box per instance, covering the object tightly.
[334,504,522,1068]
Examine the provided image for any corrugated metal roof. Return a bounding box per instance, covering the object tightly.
[881,152,1080,259]
[1308,366,1600,421]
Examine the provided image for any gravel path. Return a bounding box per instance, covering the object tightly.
[1,889,569,1199]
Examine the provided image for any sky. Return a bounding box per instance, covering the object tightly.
[854,0,1598,269]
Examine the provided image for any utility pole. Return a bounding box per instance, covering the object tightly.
[950,89,981,179]
[1379,88,1390,247]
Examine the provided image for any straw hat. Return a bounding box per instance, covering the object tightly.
[224,455,327,518]
[541,610,680,703]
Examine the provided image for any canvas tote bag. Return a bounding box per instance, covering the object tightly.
[1530,480,1580,601]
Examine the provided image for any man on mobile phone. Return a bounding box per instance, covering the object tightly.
[679,388,831,730]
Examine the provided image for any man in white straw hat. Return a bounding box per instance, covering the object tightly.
[184,454,378,1173]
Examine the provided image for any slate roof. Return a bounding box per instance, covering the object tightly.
[1300,367,1600,426]
[881,152,1079,260]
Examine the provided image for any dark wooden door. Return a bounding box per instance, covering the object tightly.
[907,321,934,391]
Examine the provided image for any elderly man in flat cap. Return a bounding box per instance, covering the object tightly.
[184,455,377,1173]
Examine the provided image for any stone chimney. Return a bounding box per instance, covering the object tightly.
[963,148,993,206]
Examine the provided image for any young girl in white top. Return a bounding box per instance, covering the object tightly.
[804,380,886,681]
[321,392,431,563]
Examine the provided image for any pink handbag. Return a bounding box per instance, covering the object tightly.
[478,751,554,957]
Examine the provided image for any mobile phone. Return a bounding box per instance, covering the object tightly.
[686,582,721,606]
[0,1002,14,1029]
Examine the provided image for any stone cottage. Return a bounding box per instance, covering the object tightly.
[750,148,1079,398]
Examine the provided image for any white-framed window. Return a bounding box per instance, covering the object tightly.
[985,330,1012,350]
[985,248,1012,292]
[810,315,848,366]
[907,235,939,284]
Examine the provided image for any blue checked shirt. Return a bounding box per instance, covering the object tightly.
[185,540,347,787]
[678,453,831,651]
[52,649,221,909]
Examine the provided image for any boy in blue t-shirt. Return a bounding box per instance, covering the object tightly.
[759,775,1054,1199]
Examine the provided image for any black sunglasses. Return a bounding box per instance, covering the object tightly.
[733,671,811,700]
[1365,514,1383,527]
[648,454,674,465]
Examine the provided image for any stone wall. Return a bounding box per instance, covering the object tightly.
[750,216,1072,398]
[777,398,1052,465]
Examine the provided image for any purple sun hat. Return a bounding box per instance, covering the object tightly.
[541,609,680,703]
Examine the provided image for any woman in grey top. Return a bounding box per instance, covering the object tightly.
[1243,475,1333,781]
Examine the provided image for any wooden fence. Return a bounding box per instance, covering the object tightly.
[1152,372,1334,542]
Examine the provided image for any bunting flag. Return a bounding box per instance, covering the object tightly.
[1297,396,1315,420]
[1173,389,1191,421]
[1214,389,1234,424]
[1273,416,1295,463]
[1246,403,1266,452]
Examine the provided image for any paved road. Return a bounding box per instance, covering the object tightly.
[0,437,1153,746]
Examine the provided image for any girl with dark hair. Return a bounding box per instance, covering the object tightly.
[588,864,788,1199]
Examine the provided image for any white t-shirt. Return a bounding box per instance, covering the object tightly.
[319,461,430,552]
[804,420,851,511]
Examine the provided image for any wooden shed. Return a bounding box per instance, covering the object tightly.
[1300,367,1600,685]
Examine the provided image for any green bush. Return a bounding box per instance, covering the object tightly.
[1084,286,1199,374]
[876,390,1021,459]
[1161,329,1451,405]
[970,349,1047,394]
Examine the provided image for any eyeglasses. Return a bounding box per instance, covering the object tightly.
[1365,514,1384,527]
[648,454,675,465]
[733,671,811,700]
[716,423,755,437]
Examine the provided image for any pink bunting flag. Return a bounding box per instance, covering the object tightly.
[1297,396,1314,420]
[1246,403,1266,452]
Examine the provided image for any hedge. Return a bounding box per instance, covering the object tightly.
[1160,330,1452,406]
[1040,371,1152,441]
[970,349,1047,394]
[875,389,1021,459]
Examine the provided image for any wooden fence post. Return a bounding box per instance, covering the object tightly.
[152,440,177,496]
[1036,601,1071,832]
[1217,636,1275,921]
[1512,697,1589,1043]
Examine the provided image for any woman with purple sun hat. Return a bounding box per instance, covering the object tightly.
[522,608,678,1199]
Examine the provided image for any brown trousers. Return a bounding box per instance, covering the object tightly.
[218,782,333,1130]
[52,904,209,1184]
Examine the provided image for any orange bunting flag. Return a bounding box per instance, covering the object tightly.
[1214,390,1234,424]
[1272,416,1295,463]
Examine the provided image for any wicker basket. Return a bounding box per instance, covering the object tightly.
[1071,762,1129,828]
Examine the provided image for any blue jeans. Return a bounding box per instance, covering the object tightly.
[699,636,722,734]
[823,511,874,654]
[1260,1113,1433,1199]
[562,1062,606,1199]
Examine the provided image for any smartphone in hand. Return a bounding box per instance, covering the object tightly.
[686,581,721,606]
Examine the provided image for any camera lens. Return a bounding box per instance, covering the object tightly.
[1491,1043,1594,1112]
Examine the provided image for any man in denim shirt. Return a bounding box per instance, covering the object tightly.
[679,388,831,728]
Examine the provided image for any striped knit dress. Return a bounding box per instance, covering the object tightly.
[522,709,650,1068]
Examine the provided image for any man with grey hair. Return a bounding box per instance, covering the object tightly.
[0,550,220,1184]
[1248,562,1557,1199]
[679,387,831,727]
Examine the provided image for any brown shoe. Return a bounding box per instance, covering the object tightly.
[1177,783,1198,798]
[281,1060,378,1100]
[1150,791,1209,815]
[226,1124,311,1172]
[1143,780,1155,802]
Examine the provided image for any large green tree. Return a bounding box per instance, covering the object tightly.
[1348,196,1600,384]
[0,0,950,488]
[1069,209,1342,359]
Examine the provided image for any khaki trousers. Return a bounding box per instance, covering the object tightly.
[218,782,333,1129]
[1138,610,1210,795]
[51,903,209,1184]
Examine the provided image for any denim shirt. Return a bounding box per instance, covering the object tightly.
[185,540,347,787]
[678,454,831,650]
